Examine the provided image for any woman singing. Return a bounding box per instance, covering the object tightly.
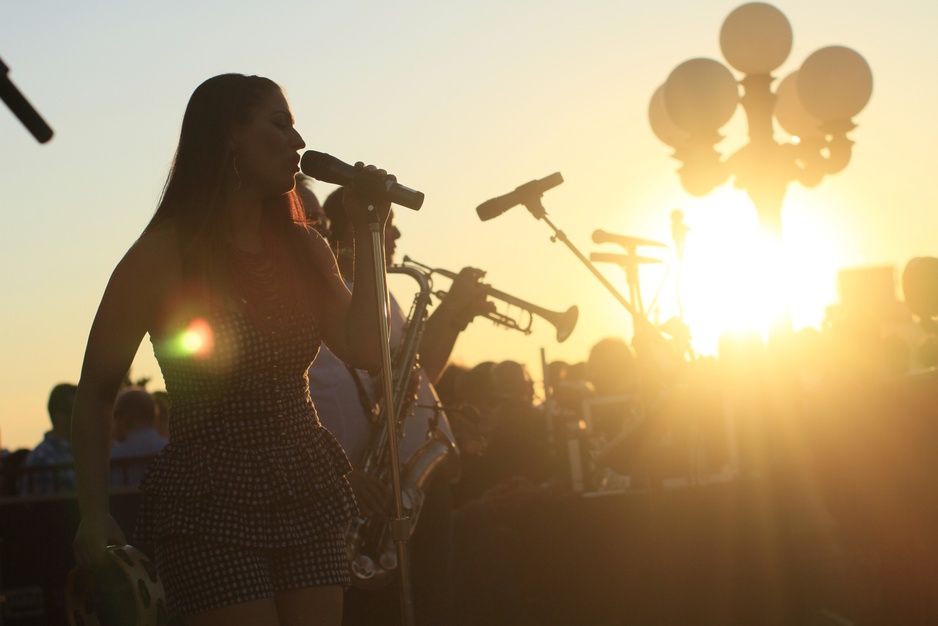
[71,73,391,625]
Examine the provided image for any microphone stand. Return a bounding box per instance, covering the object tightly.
[520,196,686,496]
[520,197,671,355]
[365,206,416,626]
[0,56,53,143]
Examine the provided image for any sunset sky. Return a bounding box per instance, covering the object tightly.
[2,0,936,450]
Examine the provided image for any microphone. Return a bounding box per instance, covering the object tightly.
[300,150,424,211]
[0,57,53,143]
[476,172,563,222]
[592,229,668,249]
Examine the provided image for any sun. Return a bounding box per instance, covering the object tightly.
[672,189,841,356]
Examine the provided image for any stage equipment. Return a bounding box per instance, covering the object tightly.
[670,209,689,317]
[0,56,53,143]
[401,255,579,343]
[302,152,428,622]
[476,174,686,494]
[589,250,666,319]
[592,230,668,249]
[670,210,689,262]
[358,182,420,624]
[474,174,671,354]
[347,264,456,593]
[591,229,669,318]
[476,172,564,221]
[300,150,424,210]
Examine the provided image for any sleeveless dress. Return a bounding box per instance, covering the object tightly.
[136,241,358,551]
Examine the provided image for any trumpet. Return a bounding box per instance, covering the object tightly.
[401,255,578,343]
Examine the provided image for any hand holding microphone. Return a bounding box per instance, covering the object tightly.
[300,150,424,210]
[342,163,396,230]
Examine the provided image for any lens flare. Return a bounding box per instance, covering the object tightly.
[174,317,214,359]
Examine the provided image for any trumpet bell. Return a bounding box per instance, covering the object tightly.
[555,305,579,343]
[401,255,579,344]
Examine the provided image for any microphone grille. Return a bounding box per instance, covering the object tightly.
[300,150,341,184]
[476,198,509,222]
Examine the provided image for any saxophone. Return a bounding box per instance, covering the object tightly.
[346,264,458,589]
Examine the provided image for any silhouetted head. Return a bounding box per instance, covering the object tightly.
[146,73,307,283]
[113,387,157,441]
[323,187,400,268]
[545,360,569,396]
[323,188,348,244]
[436,363,469,406]
[458,361,502,413]
[587,337,635,396]
[48,383,77,442]
[493,360,534,405]
[296,174,328,238]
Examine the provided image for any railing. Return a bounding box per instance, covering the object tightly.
[1,454,160,499]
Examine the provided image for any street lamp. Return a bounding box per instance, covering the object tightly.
[649,2,873,240]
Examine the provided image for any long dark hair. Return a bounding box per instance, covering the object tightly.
[145,74,321,306]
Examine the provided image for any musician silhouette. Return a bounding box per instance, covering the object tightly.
[451,360,553,507]
[17,383,78,495]
[305,188,494,625]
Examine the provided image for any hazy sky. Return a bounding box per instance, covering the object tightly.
[2,0,937,449]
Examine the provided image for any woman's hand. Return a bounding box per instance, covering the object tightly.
[342,163,394,230]
[329,163,398,370]
[73,512,127,570]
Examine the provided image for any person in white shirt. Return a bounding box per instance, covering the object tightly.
[307,188,494,625]
[109,386,167,488]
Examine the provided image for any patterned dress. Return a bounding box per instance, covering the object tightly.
[136,240,358,554]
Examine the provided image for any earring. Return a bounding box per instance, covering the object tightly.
[232,155,242,191]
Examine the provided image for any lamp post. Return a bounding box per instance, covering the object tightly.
[649,2,872,337]
[649,2,873,242]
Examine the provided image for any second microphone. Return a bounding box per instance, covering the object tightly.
[300,150,425,211]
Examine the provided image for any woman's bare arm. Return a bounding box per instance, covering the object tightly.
[305,176,391,371]
[72,227,178,567]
